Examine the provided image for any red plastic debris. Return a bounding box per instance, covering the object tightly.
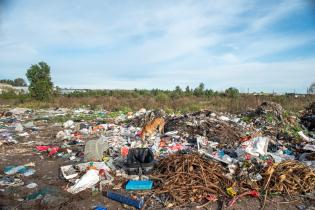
[205,194,218,202]
[36,145,60,156]
[121,146,129,157]
[228,190,260,206]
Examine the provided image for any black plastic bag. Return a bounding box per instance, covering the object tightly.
[126,148,154,166]
[125,148,154,175]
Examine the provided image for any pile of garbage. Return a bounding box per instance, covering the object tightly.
[255,101,284,121]
[301,102,315,131]
[1,102,315,209]
[164,110,248,147]
[128,109,166,127]
[244,101,288,137]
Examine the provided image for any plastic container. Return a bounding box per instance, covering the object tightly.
[84,136,109,161]
[125,180,153,190]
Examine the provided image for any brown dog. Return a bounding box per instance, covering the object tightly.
[140,118,165,141]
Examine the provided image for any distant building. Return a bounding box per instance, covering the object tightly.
[285,93,307,97]
[0,83,14,93]
[60,88,87,94]
[0,83,29,94]
[14,86,29,94]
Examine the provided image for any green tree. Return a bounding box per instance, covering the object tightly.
[225,87,240,97]
[26,62,53,100]
[194,82,205,96]
[185,86,190,92]
[174,85,182,94]
[185,85,192,96]
[307,82,315,94]
[205,89,214,97]
[0,78,27,86]
[171,86,183,98]
[13,78,27,86]
[0,79,13,86]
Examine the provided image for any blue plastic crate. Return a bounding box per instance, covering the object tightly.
[125,180,153,190]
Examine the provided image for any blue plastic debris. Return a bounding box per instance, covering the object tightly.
[25,187,57,201]
[4,165,35,176]
[94,205,107,210]
[106,191,144,209]
[218,150,225,158]
[283,149,293,155]
[125,180,153,190]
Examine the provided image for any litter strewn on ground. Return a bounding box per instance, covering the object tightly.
[1,102,315,209]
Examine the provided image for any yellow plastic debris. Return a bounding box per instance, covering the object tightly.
[227,187,237,197]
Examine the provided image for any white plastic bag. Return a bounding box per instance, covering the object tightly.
[242,137,269,156]
[303,144,315,152]
[63,120,74,128]
[67,169,100,194]
[298,131,315,142]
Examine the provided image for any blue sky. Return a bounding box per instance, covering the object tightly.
[0,0,315,93]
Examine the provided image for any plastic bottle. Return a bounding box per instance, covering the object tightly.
[84,136,109,161]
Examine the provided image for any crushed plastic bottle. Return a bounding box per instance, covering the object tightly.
[84,136,109,161]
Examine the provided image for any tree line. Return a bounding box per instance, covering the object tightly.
[63,85,240,99]
[1,61,247,100]
[3,61,315,101]
[0,78,27,87]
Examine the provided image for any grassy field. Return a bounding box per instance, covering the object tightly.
[1,92,314,114]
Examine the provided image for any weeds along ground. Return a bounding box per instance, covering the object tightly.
[1,94,314,114]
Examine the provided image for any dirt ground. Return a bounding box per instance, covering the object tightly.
[0,121,314,210]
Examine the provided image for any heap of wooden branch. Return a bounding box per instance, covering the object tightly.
[262,160,315,195]
[152,153,232,205]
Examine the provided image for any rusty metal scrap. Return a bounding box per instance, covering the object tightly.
[152,153,232,205]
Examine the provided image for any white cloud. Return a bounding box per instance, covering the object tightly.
[249,0,303,32]
[0,0,314,93]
